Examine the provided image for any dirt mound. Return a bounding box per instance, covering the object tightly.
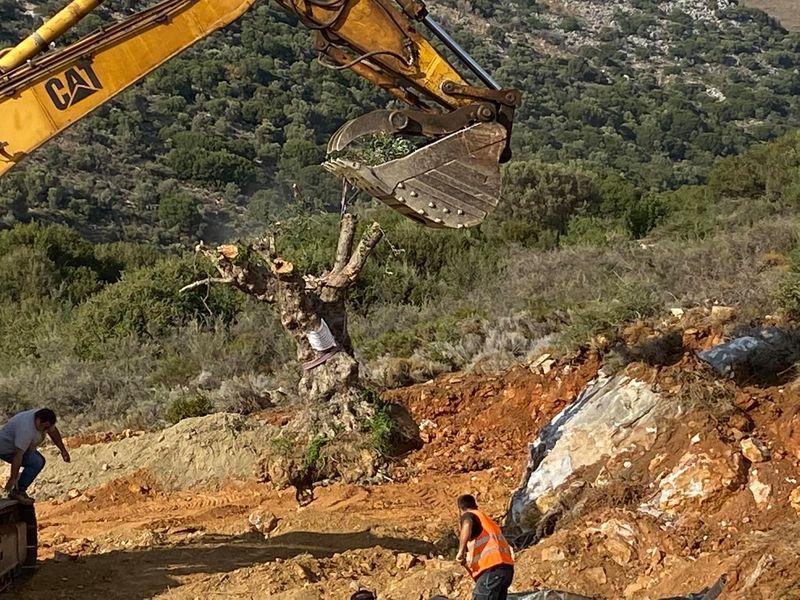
[386,357,599,479]
[23,413,281,499]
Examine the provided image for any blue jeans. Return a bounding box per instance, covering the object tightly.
[473,565,514,600]
[0,450,45,492]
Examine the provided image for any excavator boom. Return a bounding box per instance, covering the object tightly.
[0,0,520,228]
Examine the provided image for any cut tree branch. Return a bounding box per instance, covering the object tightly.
[323,222,383,298]
[179,277,235,293]
[333,213,357,273]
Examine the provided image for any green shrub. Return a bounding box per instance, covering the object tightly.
[0,223,104,302]
[158,191,201,232]
[72,257,242,358]
[489,159,601,246]
[93,242,164,279]
[706,132,800,201]
[165,393,215,424]
[304,435,329,470]
[366,403,395,456]
[777,247,800,318]
[624,194,667,238]
[560,281,659,348]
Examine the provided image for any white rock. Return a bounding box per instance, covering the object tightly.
[741,438,770,463]
[510,375,670,531]
[749,473,772,509]
[651,451,743,514]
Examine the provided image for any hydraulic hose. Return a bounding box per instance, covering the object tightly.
[421,15,501,91]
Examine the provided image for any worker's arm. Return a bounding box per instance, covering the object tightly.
[455,516,473,565]
[4,449,24,491]
[47,427,70,463]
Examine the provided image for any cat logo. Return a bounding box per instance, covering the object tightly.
[44,60,103,111]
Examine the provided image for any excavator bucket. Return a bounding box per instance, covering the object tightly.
[324,121,508,229]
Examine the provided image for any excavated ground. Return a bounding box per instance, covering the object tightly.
[9,316,800,598]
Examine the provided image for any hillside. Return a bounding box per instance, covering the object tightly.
[10,313,800,598]
[2,2,800,597]
[744,1,800,29]
[2,0,800,243]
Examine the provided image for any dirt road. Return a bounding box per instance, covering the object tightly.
[20,472,515,599]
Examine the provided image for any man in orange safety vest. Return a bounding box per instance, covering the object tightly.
[455,494,515,600]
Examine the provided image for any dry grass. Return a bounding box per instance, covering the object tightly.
[744,0,800,29]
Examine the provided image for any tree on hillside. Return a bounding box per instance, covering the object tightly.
[181,202,419,496]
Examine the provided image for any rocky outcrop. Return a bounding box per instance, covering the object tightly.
[509,374,674,537]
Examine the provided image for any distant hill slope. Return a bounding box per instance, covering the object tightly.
[3,0,800,243]
[744,1,800,29]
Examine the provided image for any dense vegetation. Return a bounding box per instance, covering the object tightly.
[1,130,798,427]
[1,0,800,243]
[1,0,799,428]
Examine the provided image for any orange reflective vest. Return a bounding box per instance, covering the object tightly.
[466,509,515,578]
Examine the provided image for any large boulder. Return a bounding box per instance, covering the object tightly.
[508,375,675,537]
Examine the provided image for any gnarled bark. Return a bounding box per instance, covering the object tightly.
[183,211,419,498]
[182,214,382,405]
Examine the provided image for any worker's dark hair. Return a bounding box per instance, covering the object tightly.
[350,591,376,600]
[457,494,478,510]
[34,408,56,426]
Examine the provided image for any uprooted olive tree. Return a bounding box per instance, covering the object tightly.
[181,213,420,497]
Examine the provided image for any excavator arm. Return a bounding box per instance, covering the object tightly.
[0,0,520,228]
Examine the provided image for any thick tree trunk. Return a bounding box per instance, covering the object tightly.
[183,214,382,411]
[182,213,420,496]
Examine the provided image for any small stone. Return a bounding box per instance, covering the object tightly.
[749,474,771,509]
[67,489,81,499]
[648,548,664,569]
[52,532,67,545]
[741,438,770,463]
[101,463,110,472]
[585,566,607,585]
[248,511,279,537]
[733,394,758,411]
[670,307,685,318]
[623,577,649,598]
[540,547,566,562]
[787,487,800,515]
[395,552,417,571]
[291,563,316,582]
[728,411,754,433]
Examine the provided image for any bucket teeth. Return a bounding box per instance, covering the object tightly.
[324,122,507,229]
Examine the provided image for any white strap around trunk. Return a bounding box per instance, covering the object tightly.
[307,319,337,352]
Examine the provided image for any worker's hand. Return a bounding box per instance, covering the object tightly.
[456,551,466,566]
[60,449,71,463]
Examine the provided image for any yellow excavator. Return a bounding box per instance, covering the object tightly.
[0,0,520,228]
